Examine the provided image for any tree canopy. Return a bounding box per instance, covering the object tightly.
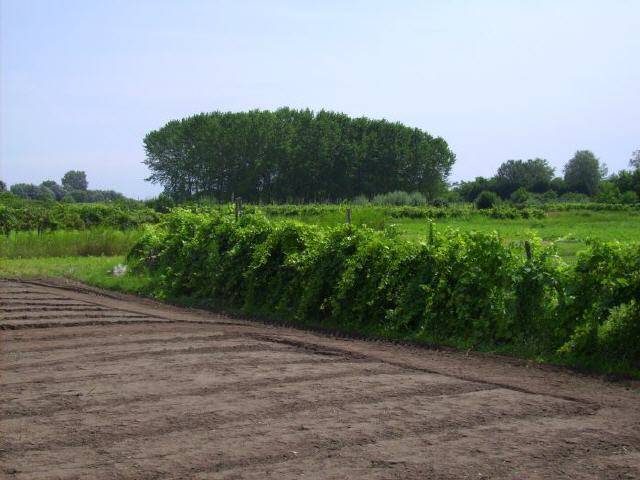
[494,158,554,197]
[143,108,456,202]
[629,150,640,171]
[61,170,88,191]
[563,150,607,195]
[5,171,129,204]
[10,183,55,201]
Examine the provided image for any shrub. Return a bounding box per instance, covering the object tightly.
[429,198,449,208]
[559,301,640,373]
[351,194,370,206]
[371,191,427,206]
[559,192,590,203]
[622,191,638,205]
[510,187,530,205]
[0,202,160,233]
[475,191,500,209]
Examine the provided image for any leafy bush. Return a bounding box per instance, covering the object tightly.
[622,191,639,205]
[486,206,545,220]
[510,187,530,205]
[371,191,428,206]
[475,190,499,210]
[543,202,640,212]
[559,301,640,373]
[558,192,590,203]
[351,195,370,206]
[429,198,449,208]
[0,201,160,233]
[128,210,640,375]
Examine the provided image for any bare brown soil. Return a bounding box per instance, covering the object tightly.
[1,278,639,479]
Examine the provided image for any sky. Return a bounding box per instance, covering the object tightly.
[1,0,639,199]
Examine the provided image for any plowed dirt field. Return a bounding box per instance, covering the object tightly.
[1,279,639,479]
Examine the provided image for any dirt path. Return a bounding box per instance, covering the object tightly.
[1,278,639,479]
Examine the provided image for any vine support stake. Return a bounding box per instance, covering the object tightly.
[346,208,352,225]
[524,240,532,260]
[235,197,243,221]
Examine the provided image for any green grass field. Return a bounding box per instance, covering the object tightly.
[0,256,152,294]
[267,208,640,260]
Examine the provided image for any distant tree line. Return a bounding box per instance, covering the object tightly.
[2,170,129,203]
[455,150,640,206]
[143,108,456,203]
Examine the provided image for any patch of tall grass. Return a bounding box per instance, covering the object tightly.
[0,229,144,258]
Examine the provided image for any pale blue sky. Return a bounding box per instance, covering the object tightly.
[1,0,639,198]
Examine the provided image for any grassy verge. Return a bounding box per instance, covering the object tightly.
[0,256,152,294]
[0,229,143,258]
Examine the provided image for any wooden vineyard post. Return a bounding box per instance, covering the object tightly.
[346,208,352,225]
[524,240,532,260]
[235,197,243,221]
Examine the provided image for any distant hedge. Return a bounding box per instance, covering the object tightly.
[129,210,640,376]
[543,202,640,212]
[0,202,160,234]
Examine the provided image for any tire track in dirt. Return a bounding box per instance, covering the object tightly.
[3,368,429,419]
[0,319,171,330]
[4,332,242,353]
[1,386,577,453]
[4,343,313,371]
[2,311,157,320]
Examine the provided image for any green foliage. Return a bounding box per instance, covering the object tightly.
[453,151,638,205]
[486,206,545,219]
[563,150,606,195]
[0,229,143,258]
[128,211,640,374]
[8,171,129,204]
[596,181,622,204]
[371,191,428,206]
[144,192,177,212]
[544,201,640,212]
[456,176,497,202]
[41,180,66,200]
[510,187,530,205]
[629,150,640,171]
[564,241,640,327]
[475,190,499,209]
[0,201,160,234]
[495,158,555,197]
[143,108,456,202]
[555,241,640,372]
[350,194,370,206]
[10,183,55,201]
[61,170,88,191]
[559,300,640,374]
[622,191,638,204]
[539,190,558,202]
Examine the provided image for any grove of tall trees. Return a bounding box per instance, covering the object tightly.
[143,108,456,202]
